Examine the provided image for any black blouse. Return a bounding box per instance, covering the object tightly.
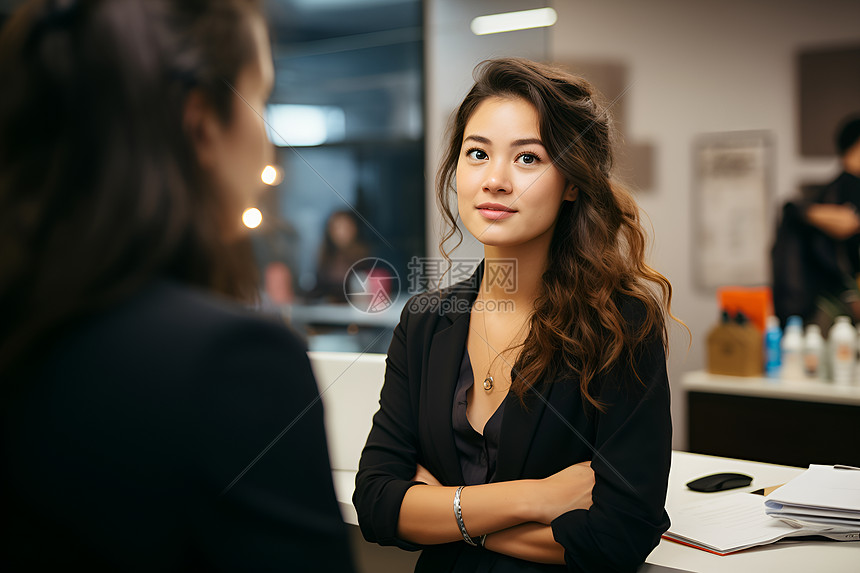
[452,349,506,485]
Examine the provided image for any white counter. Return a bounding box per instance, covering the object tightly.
[682,370,860,406]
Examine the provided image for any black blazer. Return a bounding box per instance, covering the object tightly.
[354,263,672,572]
[1,279,354,572]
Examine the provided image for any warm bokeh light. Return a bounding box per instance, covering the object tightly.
[261,165,280,185]
[242,207,262,229]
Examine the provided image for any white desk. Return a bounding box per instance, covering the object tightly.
[311,353,860,572]
[330,452,859,572]
[646,451,860,572]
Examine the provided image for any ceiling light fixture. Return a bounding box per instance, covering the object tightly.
[470,7,557,36]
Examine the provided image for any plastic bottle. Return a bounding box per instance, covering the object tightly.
[780,316,804,380]
[829,316,856,386]
[764,315,782,380]
[803,323,824,381]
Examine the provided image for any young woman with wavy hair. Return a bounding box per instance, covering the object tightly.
[0,1,353,570]
[355,57,679,572]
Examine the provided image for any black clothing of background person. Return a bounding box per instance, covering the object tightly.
[773,171,860,324]
[354,263,672,573]
[1,280,355,572]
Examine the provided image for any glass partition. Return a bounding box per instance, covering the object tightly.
[257,0,425,353]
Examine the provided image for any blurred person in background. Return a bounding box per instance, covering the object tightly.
[251,217,300,307]
[312,209,371,302]
[773,115,860,329]
[0,0,354,570]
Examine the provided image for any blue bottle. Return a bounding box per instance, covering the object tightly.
[764,315,782,379]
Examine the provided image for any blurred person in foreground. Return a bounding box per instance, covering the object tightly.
[0,0,354,571]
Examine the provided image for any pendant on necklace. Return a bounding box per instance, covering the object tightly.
[483,375,494,391]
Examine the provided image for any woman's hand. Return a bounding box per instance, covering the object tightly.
[533,461,594,524]
[411,463,443,486]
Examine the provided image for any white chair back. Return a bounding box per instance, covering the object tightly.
[308,351,387,472]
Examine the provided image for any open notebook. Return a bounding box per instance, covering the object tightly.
[663,492,860,556]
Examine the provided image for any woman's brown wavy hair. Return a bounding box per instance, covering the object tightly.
[436,58,681,410]
[0,0,262,381]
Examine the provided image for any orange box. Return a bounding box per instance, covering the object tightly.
[717,286,772,332]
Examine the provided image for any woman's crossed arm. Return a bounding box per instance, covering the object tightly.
[397,461,593,565]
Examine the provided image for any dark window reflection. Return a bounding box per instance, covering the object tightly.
[256,0,425,353]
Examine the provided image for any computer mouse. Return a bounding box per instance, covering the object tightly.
[686,472,753,492]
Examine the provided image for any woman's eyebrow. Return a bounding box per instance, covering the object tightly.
[511,138,544,147]
[463,135,545,147]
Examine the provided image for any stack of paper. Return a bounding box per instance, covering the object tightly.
[662,492,857,555]
[664,489,860,555]
[765,465,860,529]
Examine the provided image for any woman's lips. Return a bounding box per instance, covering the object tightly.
[477,203,517,220]
[478,208,516,220]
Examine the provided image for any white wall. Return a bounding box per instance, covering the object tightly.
[547,0,860,447]
[425,0,860,449]
[424,0,549,268]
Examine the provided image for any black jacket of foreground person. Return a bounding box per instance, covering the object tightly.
[2,280,355,572]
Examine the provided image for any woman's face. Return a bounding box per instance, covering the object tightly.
[455,96,577,250]
[329,214,358,248]
[191,15,274,222]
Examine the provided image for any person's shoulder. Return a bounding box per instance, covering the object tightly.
[36,281,312,427]
[612,291,665,342]
[814,171,858,203]
[99,279,305,361]
[148,279,254,315]
[162,279,302,344]
[614,292,647,324]
[590,293,668,399]
[833,170,860,187]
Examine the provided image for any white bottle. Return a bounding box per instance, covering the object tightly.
[781,316,804,380]
[803,324,824,381]
[829,316,856,386]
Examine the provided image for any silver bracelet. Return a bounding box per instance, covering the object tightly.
[453,485,478,546]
